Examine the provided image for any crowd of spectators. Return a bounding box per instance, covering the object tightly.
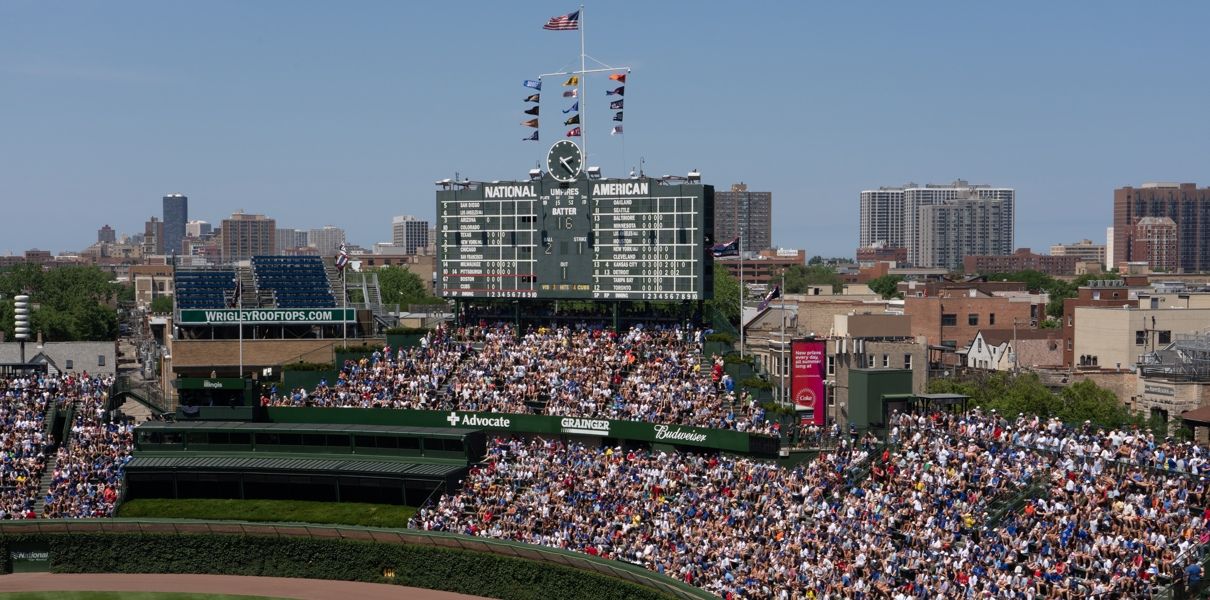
[0,375,54,519]
[40,374,132,519]
[413,410,1210,599]
[269,323,779,435]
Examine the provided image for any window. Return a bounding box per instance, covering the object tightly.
[826,355,835,376]
[1068,316,1073,327]
[1092,291,1101,300]
[968,314,979,326]
[782,355,789,377]
[1159,330,1172,345]
[942,340,957,349]
[1136,330,1146,345]
[827,386,836,406]
[941,314,957,326]
[98,355,106,367]
[904,354,913,370]
[882,354,889,368]
[989,313,996,326]
[65,359,74,370]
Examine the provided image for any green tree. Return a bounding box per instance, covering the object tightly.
[707,263,741,325]
[150,296,174,314]
[866,275,904,299]
[929,372,1142,429]
[0,264,120,341]
[375,266,441,307]
[783,264,843,294]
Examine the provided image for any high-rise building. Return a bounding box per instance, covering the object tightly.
[308,225,346,257]
[918,196,1014,270]
[713,183,773,251]
[275,228,308,254]
[1050,239,1107,268]
[162,194,188,255]
[1113,183,1210,273]
[1132,217,1180,273]
[143,216,164,255]
[220,212,276,263]
[392,216,431,255]
[185,220,212,239]
[859,180,1014,267]
[97,224,116,244]
[858,188,905,249]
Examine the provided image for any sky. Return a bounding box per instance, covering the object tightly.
[2,1,1209,258]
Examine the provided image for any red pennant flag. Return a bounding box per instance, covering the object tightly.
[609,73,626,83]
[566,127,581,137]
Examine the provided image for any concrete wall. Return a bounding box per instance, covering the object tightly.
[1073,307,1210,370]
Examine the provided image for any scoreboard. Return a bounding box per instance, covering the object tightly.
[436,177,713,300]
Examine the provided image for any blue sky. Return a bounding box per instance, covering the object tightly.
[2,1,1208,257]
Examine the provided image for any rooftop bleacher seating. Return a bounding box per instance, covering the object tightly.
[173,270,236,309]
[251,256,336,308]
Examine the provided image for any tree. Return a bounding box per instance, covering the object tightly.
[929,372,1142,430]
[0,264,120,341]
[867,275,904,299]
[150,296,174,314]
[707,263,741,325]
[375,266,441,307]
[783,264,843,294]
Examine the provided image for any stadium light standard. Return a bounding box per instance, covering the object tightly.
[13,294,30,364]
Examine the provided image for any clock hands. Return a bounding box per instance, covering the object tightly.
[559,155,576,173]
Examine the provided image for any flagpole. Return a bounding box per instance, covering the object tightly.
[238,277,244,381]
[780,272,786,405]
[738,203,745,359]
[579,3,587,162]
[342,268,348,345]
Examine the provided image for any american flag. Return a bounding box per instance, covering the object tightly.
[335,242,349,271]
[543,10,579,31]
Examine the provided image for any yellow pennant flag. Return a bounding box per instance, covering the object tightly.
[562,75,579,86]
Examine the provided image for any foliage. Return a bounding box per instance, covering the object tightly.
[150,295,174,314]
[0,533,679,600]
[982,270,1123,319]
[707,263,741,326]
[783,264,842,294]
[928,372,1142,430]
[375,266,442,306]
[705,332,736,344]
[723,351,754,366]
[0,264,122,341]
[279,361,335,372]
[866,275,905,299]
[1039,318,1061,329]
[741,377,773,391]
[117,498,415,528]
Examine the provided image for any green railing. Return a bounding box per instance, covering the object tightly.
[0,519,714,600]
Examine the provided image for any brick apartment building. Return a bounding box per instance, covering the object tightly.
[905,289,1042,362]
[1113,182,1210,272]
[963,248,1079,276]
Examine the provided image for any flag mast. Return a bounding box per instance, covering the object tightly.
[579,3,587,162]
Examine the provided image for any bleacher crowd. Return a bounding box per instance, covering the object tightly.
[413,409,1210,599]
[268,323,780,436]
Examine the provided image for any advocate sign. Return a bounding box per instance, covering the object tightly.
[178,308,356,325]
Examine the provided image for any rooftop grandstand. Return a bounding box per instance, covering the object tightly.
[173,256,338,311]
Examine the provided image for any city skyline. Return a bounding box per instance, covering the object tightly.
[2,2,1208,257]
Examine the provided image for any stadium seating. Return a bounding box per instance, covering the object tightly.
[251,256,336,308]
[173,270,237,309]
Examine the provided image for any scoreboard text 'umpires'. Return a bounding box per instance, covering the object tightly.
[437,176,714,301]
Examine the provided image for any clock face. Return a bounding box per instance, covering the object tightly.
[546,140,583,183]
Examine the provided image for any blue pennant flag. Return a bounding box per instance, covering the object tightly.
[522,131,539,141]
[523,79,542,90]
[563,101,579,114]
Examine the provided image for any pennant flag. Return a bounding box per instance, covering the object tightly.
[564,114,580,126]
[758,285,782,312]
[523,79,542,90]
[562,89,578,98]
[609,73,627,83]
[524,93,540,103]
[523,131,539,141]
[610,126,623,135]
[335,242,350,272]
[563,101,579,114]
[524,106,540,116]
[562,75,579,87]
[609,99,624,110]
[712,237,740,257]
[543,10,580,31]
[612,111,623,122]
[521,118,539,128]
[606,86,625,96]
[566,127,581,137]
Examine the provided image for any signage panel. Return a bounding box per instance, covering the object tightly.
[178,308,356,325]
[791,339,826,426]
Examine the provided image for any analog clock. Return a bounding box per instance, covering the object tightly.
[546,140,583,183]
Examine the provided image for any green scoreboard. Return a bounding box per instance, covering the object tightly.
[436,173,713,301]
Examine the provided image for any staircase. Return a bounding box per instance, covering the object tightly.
[33,451,58,516]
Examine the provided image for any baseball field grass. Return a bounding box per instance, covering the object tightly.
[116,498,417,528]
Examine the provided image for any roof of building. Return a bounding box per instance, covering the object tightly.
[977,329,1059,347]
[1180,405,1210,426]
